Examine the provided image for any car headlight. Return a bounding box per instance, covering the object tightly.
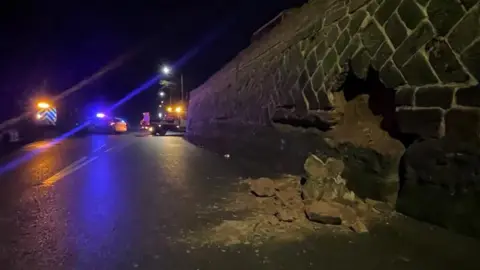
[148,127,153,131]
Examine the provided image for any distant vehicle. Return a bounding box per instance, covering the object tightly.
[34,101,57,127]
[87,113,128,134]
[151,104,187,136]
[140,112,151,131]
[111,117,128,133]
[1,99,57,147]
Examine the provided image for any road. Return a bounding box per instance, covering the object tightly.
[0,132,479,270]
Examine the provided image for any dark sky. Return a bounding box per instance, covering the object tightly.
[0,0,307,122]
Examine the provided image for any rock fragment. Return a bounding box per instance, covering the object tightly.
[305,201,343,225]
[250,178,276,197]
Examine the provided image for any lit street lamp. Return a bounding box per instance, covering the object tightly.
[160,64,184,103]
[159,91,165,97]
[162,65,171,75]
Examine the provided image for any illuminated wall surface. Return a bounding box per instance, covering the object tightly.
[187,0,480,238]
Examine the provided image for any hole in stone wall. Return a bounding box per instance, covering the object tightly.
[340,64,416,147]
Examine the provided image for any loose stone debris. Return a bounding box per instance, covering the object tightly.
[182,155,394,247]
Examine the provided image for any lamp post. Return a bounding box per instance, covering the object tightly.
[160,64,184,102]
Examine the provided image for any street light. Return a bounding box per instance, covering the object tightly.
[162,65,171,75]
[159,91,165,97]
[160,64,184,102]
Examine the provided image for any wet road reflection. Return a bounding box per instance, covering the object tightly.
[0,134,479,269]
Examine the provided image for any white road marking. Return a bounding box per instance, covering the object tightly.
[93,144,107,153]
[104,147,115,152]
[42,156,99,186]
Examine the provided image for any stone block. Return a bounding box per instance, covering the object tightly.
[397,138,480,239]
[315,41,328,60]
[293,87,308,114]
[415,87,454,109]
[367,0,379,15]
[396,108,444,138]
[278,87,296,108]
[306,52,318,76]
[456,85,480,107]
[460,0,477,10]
[350,0,371,13]
[379,60,406,88]
[372,42,394,70]
[416,0,429,5]
[428,0,465,36]
[361,21,386,55]
[323,49,338,75]
[313,17,325,32]
[400,52,439,86]
[335,29,351,54]
[445,108,480,142]
[395,87,415,106]
[304,83,320,110]
[340,35,361,64]
[303,38,316,56]
[325,7,348,25]
[326,25,341,47]
[349,9,368,35]
[311,66,325,91]
[393,22,435,67]
[375,0,401,25]
[448,6,480,53]
[426,39,470,83]
[288,46,304,70]
[351,49,371,79]
[338,16,350,30]
[339,144,402,204]
[316,89,334,110]
[284,73,299,95]
[298,70,309,92]
[384,13,408,48]
[461,39,480,82]
[397,0,425,30]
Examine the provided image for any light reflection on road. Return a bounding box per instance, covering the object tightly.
[153,138,190,192]
[73,146,127,267]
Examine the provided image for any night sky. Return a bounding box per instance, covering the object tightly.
[0,0,307,122]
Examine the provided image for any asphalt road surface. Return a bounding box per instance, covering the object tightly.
[0,132,479,270]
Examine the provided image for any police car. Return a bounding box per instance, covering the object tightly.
[88,113,128,134]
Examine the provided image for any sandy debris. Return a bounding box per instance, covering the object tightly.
[181,175,360,247]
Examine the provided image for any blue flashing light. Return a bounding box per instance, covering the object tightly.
[0,22,228,177]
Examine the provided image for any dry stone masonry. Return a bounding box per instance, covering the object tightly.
[187,0,480,238]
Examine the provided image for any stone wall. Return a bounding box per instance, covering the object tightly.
[187,0,480,237]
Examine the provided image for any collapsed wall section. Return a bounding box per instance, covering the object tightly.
[187,0,480,237]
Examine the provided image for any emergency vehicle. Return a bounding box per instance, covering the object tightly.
[87,113,128,134]
[0,100,58,146]
[151,103,187,136]
[34,101,57,126]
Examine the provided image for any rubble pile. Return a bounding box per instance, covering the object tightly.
[248,154,393,233]
[183,154,394,247]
